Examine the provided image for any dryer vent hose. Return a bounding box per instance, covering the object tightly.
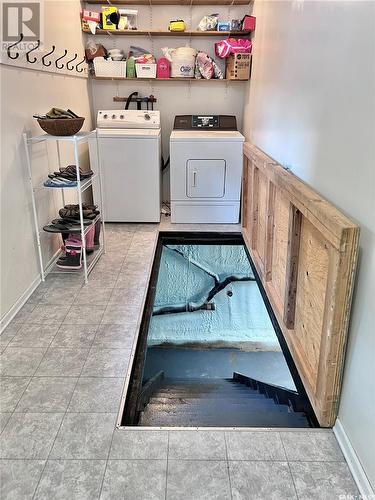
[162,156,170,171]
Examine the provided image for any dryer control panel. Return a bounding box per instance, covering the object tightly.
[174,115,237,130]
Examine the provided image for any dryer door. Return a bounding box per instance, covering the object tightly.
[186,159,226,198]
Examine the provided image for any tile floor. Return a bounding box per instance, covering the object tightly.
[0,220,360,499]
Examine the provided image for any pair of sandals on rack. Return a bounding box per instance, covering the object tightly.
[43,204,100,233]
[43,165,94,188]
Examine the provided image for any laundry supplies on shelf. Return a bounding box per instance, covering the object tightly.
[214,38,253,80]
[198,13,219,31]
[162,46,197,78]
[168,19,186,32]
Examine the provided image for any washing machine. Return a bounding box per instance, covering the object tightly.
[91,110,161,222]
[170,115,245,224]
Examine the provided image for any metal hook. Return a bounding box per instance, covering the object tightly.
[66,53,78,71]
[75,56,86,73]
[42,45,55,66]
[55,49,67,69]
[7,33,24,60]
[26,39,40,63]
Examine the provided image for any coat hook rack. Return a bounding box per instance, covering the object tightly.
[75,56,86,73]
[42,45,55,66]
[26,40,40,63]
[7,33,24,60]
[66,53,78,71]
[55,49,67,69]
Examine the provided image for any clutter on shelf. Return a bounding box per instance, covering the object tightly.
[80,7,255,35]
[198,13,219,31]
[168,20,186,32]
[82,7,138,33]
[33,108,85,136]
[214,38,252,79]
[86,40,248,80]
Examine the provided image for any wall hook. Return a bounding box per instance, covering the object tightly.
[26,40,40,63]
[7,33,24,60]
[55,49,67,69]
[66,53,78,70]
[42,45,55,66]
[75,56,86,73]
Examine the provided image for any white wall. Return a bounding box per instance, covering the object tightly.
[243,0,375,489]
[0,0,92,323]
[87,3,251,198]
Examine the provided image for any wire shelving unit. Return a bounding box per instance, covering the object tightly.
[23,130,106,284]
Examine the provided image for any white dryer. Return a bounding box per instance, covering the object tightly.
[170,115,244,224]
[92,110,161,222]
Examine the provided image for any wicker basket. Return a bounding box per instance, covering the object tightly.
[93,58,126,78]
[37,118,85,136]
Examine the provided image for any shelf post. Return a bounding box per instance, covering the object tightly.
[73,138,88,284]
[56,141,66,207]
[23,133,45,282]
[95,129,106,254]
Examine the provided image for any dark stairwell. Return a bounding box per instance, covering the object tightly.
[137,371,313,427]
[121,236,318,429]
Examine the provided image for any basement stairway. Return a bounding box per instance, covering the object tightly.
[137,372,312,427]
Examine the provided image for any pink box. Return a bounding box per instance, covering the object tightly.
[242,15,256,31]
[82,9,100,22]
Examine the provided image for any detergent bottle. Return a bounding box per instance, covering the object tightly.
[156,57,170,79]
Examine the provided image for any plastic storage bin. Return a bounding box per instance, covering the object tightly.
[93,57,127,77]
[135,63,157,78]
[171,47,196,78]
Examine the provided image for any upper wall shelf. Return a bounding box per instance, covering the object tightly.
[85,0,250,5]
[82,28,252,37]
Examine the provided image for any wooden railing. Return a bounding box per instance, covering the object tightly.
[242,143,359,427]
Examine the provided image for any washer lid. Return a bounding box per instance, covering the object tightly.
[97,128,161,138]
[170,130,245,142]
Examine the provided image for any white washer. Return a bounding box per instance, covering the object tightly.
[93,110,161,222]
[170,115,245,224]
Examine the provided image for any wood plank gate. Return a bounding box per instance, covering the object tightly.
[242,144,359,427]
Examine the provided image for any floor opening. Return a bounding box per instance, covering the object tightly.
[121,232,318,428]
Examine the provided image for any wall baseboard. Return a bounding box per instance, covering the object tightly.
[0,274,41,332]
[334,418,375,499]
[0,249,62,332]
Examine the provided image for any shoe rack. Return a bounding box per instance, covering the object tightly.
[23,131,106,284]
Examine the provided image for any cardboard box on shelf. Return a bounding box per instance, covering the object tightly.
[225,53,251,80]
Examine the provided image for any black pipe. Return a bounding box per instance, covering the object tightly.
[125,91,138,110]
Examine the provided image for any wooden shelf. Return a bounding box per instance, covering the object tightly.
[92,76,248,81]
[85,0,250,5]
[83,28,252,37]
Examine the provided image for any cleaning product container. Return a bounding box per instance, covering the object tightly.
[157,57,170,78]
[171,47,196,78]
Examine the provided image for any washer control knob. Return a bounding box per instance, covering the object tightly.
[112,114,116,119]
[120,114,124,119]
[103,114,108,119]
[144,113,151,120]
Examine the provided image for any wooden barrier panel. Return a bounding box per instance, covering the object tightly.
[242,143,359,427]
